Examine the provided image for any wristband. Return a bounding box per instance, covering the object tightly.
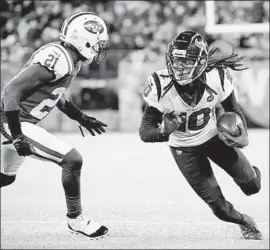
[5,110,22,139]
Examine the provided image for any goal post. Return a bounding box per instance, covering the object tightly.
[204,1,269,128]
[204,1,269,34]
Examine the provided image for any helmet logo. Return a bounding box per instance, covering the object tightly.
[83,20,104,34]
[195,37,207,52]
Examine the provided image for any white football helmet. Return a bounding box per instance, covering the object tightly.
[60,12,109,64]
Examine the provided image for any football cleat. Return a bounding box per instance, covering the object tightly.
[67,213,108,239]
[239,214,263,240]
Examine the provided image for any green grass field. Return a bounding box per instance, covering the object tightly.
[1,129,269,249]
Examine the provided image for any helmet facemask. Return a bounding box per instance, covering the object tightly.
[91,39,109,64]
[166,33,208,85]
[78,37,109,64]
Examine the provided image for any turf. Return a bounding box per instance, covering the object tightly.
[1,129,269,249]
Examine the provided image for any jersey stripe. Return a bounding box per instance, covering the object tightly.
[0,121,12,141]
[50,43,74,74]
[26,136,64,162]
[62,12,97,36]
[151,72,162,101]
[31,151,59,164]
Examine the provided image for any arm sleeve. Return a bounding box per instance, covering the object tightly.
[221,90,248,133]
[139,104,169,143]
[31,44,72,81]
[57,95,84,121]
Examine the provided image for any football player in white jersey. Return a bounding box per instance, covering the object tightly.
[1,12,109,239]
[140,31,262,240]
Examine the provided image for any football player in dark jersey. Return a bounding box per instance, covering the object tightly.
[1,12,109,239]
[139,31,263,240]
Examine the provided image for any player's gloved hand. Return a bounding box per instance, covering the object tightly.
[79,114,108,136]
[13,134,35,156]
[218,123,249,148]
[160,111,186,135]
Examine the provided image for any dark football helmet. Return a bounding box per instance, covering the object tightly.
[166,31,208,85]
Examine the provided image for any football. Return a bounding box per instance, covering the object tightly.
[217,112,242,136]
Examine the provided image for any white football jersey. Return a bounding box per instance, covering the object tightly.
[26,42,81,81]
[143,68,235,147]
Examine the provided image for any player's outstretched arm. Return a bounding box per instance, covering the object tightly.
[3,64,54,155]
[220,91,249,148]
[57,95,107,136]
[139,104,169,143]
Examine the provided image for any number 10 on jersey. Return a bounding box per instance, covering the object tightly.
[177,108,211,132]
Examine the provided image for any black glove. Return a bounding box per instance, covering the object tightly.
[79,114,108,136]
[4,110,35,156]
[13,134,35,156]
[218,123,249,148]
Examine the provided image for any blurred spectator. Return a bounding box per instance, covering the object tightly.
[0,0,10,30]
[1,1,269,71]
[1,1,268,131]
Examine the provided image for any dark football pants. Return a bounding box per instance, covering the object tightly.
[169,135,260,225]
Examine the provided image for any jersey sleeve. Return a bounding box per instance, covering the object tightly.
[31,44,73,81]
[142,74,164,112]
[218,68,235,102]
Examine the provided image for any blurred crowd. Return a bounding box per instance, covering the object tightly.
[216,1,269,24]
[1,0,269,67]
[0,0,268,129]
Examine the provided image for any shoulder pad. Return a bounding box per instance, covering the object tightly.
[142,73,163,111]
[142,69,171,99]
[30,43,74,81]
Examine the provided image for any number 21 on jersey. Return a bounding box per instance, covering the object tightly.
[30,87,66,120]
[44,54,59,69]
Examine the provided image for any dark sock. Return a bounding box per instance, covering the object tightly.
[62,166,82,217]
[65,195,82,218]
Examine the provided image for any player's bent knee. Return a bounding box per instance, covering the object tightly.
[239,177,261,196]
[236,166,261,196]
[60,148,83,171]
[0,173,16,188]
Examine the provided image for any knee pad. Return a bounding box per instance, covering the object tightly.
[60,148,83,171]
[0,173,16,188]
[237,166,261,196]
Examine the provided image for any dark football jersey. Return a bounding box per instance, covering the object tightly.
[1,41,81,124]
